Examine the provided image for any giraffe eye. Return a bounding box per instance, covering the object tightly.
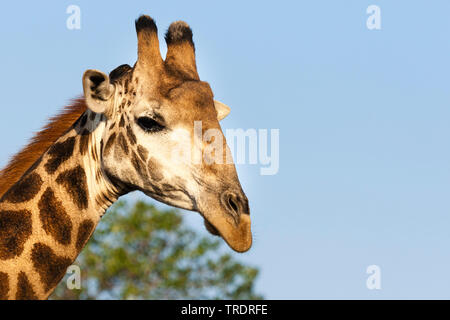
[137,117,165,133]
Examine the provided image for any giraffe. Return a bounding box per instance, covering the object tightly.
[0,15,252,300]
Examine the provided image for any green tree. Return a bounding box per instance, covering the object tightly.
[51,200,262,300]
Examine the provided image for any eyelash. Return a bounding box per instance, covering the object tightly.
[137,116,165,133]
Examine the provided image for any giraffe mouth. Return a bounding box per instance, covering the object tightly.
[204,219,220,236]
[201,213,252,253]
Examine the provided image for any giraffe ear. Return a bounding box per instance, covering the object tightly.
[214,100,230,121]
[82,69,115,114]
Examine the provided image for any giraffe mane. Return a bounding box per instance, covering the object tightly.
[0,97,87,198]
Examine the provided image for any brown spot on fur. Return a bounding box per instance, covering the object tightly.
[0,272,9,300]
[131,151,147,180]
[0,210,32,260]
[0,99,86,198]
[119,115,125,128]
[1,172,43,204]
[126,125,137,145]
[56,166,89,210]
[92,144,99,162]
[95,169,102,182]
[16,272,37,300]
[118,132,129,155]
[76,219,95,251]
[104,132,116,156]
[80,114,88,127]
[38,188,73,245]
[79,129,90,156]
[100,139,104,159]
[148,157,164,181]
[31,243,72,292]
[44,137,76,174]
[137,145,148,161]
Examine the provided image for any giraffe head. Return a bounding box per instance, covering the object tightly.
[81,16,252,252]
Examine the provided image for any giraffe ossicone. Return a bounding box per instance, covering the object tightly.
[0,15,252,300]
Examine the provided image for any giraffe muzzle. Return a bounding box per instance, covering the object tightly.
[202,190,252,253]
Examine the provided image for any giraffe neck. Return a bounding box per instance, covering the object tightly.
[0,110,123,300]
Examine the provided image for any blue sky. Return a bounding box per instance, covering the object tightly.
[1,1,450,299]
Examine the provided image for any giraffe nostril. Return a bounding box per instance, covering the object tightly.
[222,191,250,217]
[228,196,239,214]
